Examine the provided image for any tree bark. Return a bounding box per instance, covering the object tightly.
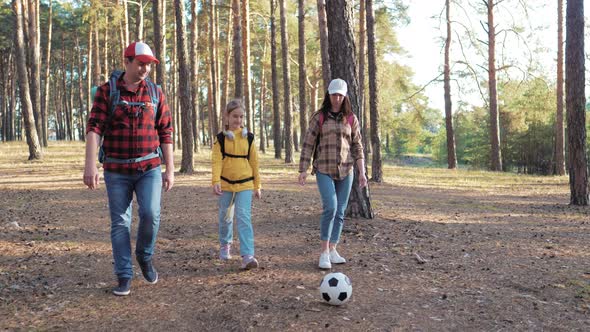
[298,0,308,148]
[326,0,373,219]
[366,0,382,182]
[175,0,194,173]
[27,0,43,146]
[241,0,253,131]
[209,0,220,134]
[152,0,167,91]
[270,0,281,159]
[41,0,52,146]
[554,0,566,175]
[233,0,243,98]
[279,0,293,163]
[190,0,200,152]
[566,0,587,205]
[486,0,502,171]
[316,0,330,91]
[13,0,42,159]
[359,0,369,158]
[444,0,457,169]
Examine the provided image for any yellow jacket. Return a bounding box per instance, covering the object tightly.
[212,129,261,192]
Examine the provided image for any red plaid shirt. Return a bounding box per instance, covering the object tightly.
[86,75,173,174]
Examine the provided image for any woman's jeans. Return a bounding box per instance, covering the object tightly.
[316,172,353,243]
[104,167,162,279]
[218,190,254,256]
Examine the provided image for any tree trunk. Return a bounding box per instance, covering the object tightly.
[359,0,369,159]
[123,0,130,47]
[366,0,382,182]
[444,0,457,169]
[486,0,502,171]
[152,0,167,92]
[259,67,266,153]
[76,34,87,142]
[190,0,200,152]
[209,0,220,134]
[221,4,233,115]
[136,0,144,41]
[316,0,330,91]
[27,0,43,146]
[175,0,194,173]
[233,0,243,99]
[566,0,587,205]
[279,0,293,163]
[93,23,101,85]
[270,0,281,159]
[241,0,253,131]
[554,0,566,176]
[13,0,41,159]
[325,0,373,219]
[298,0,308,148]
[41,0,52,146]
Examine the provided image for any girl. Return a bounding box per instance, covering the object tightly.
[298,78,368,269]
[212,99,261,270]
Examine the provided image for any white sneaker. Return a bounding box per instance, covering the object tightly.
[318,252,332,269]
[329,249,346,264]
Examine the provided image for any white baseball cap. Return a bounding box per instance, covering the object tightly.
[328,78,347,95]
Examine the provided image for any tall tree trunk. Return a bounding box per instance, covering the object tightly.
[104,14,110,74]
[486,0,502,171]
[41,0,52,146]
[444,0,457,169]
[209,0,220,134]
[76,34,87,142]
[326,0,373,219]
[221,4,233,117]
[270,0,281,159]
[87,26,93,120]
[554,0,566,176]
[152,0,167,90]
[366,0,381,182]
[259,68,266,153]
[298,0,308,148]
[279,0,293,163]
[232,0,243,98]
[136,0,144,41]
[28,0,43,146]
[190,0,200,152]
[123,0,130,47]
[13,0,41,159]
[241,0,253,130]
[316,0,330,91]
[175,0,194,173]
[358,0,369,159]
[93,22,101,85]
[566,0,587,205]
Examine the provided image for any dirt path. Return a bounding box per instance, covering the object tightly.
[1,143,589,331]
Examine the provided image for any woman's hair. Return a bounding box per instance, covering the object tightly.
[318,91,352,120]
[224,98,245,130]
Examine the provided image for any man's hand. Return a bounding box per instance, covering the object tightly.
[298,172,307,186]
[83,164,100,189]
[162,170,174,192]
[213,183,222,196]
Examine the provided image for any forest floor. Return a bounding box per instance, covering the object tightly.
[0,141,589,331]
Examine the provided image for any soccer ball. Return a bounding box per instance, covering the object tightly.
[319,272,352,305]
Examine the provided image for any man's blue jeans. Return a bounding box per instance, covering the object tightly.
[316,172,353,243]
[218,190,254,257]
[104,167,162,279]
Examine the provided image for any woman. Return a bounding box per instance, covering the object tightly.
[298,78,368,269]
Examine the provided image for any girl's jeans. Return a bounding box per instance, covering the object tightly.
[104,167,162,279]
[316,171,353,243]
[218,190,255,256]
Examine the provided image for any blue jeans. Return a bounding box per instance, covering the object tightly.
[316,172,353,243]
[104,167,162,279]
[218,190,255,256]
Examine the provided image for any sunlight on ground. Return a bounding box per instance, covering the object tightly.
[0,141,570,196]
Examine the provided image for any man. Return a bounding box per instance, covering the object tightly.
[83,41,174,296]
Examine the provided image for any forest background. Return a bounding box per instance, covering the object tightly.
[0,0,589,181]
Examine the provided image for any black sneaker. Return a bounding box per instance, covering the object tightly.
[113,278,131,296]
[137,259,158,284]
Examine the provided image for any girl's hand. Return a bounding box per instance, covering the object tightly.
[254,189,261,199]
[213,183,223,196]
[298,172,307,186]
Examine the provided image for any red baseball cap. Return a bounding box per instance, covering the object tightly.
[124,42,160,64]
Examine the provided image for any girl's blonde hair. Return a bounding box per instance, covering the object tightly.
[224,98,245,130]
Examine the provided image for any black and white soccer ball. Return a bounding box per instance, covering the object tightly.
[319,272,352,305]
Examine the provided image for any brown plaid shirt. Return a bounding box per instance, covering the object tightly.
[299,110,364,180]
